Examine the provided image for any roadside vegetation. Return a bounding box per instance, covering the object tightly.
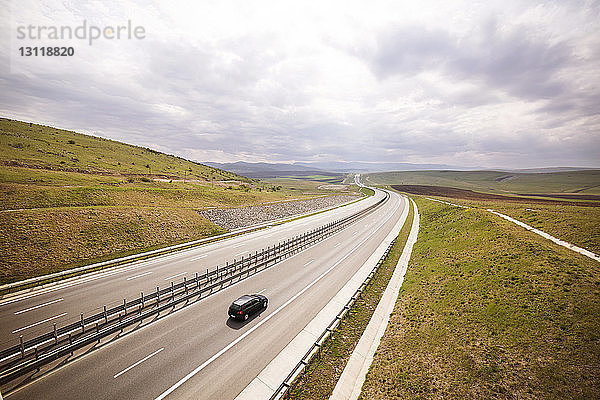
[0,119,353,284]
[360,187,375,196]
[286,202,414,399]
[360,197,600,399]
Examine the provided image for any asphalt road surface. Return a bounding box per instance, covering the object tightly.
[1,188,407,399]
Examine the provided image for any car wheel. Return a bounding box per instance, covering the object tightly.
[244,313,248,321]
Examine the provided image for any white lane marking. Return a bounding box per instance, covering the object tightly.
[256,289,266,294]
[127,271,153,281]
[12,313,68,334]
[234,252,247,258]
[334,243,340,248]
[14,298,64,315]
[164,272,186,281]
[304,260,314,267]
[113,348,165,379]
[232,243,245,248]
[154,195,401,400]
[189,254,208,261]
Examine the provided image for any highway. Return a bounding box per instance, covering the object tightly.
[1,187,407,399]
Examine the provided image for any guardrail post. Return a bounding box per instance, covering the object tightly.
[104,305,108,324]
[80,313,85,333]
[170,281,174,301]
[53,323,58,344]
[69,333,73,355]
[206,269,209,282]
[184,277,188,295]
[195,272,199,289]
[119,313,123,332]
[141,292,144,308]
[123,298,127,313]
[96,322,100,343]
[34,346,38,361]
[156,286,160,306]
[19,335,24,358]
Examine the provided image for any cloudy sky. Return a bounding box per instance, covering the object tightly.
[1,0,599,169]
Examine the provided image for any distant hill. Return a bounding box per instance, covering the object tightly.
[0,118,250,182]
[206,161,341,179]
[366,170,600,195]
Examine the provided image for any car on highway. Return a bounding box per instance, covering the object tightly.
[228,294,268,321]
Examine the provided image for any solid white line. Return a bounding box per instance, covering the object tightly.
[12,313,67,334]
[232,243,245,248]
[113,348,165,378]
[304,260,314,267]
[256,289,266,294]
[154,195,400,400]
[334,243,340,248]
[14,298,64,315]
[164,272,186,281]
[189,254,208,261]
[127,271,153,281]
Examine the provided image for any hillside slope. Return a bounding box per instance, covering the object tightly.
[0,118,248,182]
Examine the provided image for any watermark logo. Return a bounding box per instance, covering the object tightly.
[16,20,146,46]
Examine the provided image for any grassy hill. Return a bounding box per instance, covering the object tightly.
[366,170,600,195]
[0,118,340,284]
[0,118,249,181]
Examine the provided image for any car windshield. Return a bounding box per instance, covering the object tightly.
[229,304,242,311]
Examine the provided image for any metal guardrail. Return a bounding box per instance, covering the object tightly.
[0,192,389,385]
[269,238,397,400]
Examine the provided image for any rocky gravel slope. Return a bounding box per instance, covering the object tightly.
[198,195,360,230]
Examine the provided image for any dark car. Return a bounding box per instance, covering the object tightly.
[228,294,268,321]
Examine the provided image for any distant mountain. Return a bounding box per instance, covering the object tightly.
[205,161,340,179]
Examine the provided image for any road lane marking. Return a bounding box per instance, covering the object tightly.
[304,260,314,267]
[164,272,186,281]
[12,313,68,334]
[189,254,208,261]
[234,252,247,258]
[256,289,266,294]
[127,271,153,281]
[14,298,64,315]
[113,348,165,378]
[334,243,340,248]
[154,196,401,400]
[232,243,245,248]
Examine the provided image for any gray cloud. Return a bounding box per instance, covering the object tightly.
[1,1,598,168]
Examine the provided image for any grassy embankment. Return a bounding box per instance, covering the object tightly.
[360,197,600,399]
[287,201,414,399]
[360,187,375,196]
[0,119,341,284]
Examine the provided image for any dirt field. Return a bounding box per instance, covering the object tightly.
[391,185,599,207]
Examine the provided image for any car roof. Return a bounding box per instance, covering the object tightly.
[232,295,254,306]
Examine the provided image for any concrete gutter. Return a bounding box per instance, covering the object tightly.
[330,198,420,400]
[235,193,409,400]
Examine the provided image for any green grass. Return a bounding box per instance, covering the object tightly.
[0,118,249,182]
[367,170,600,195]
[286,203,414,399]
[360,187,375,196]
[359,198,600,399]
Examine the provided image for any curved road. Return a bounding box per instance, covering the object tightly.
[2,188,407,399]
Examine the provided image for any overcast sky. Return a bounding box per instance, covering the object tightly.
[1,0,599,168]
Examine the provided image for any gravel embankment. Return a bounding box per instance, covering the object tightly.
[198,195,360,230]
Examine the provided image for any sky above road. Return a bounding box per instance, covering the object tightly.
[1,0,599,169]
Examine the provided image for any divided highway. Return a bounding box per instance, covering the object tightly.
[1,188,407,399]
